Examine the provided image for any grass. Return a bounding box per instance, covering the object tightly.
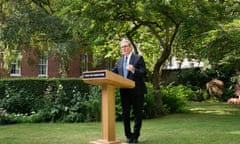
[1,102,240,144]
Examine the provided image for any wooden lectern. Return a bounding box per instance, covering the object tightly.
[82,70,135,144]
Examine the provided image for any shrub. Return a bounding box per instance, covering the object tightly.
[116,82,191,119]
[62,86,101,122]
[0,78,90,123]
[39,83,100,122]
[0,78,194,123]
[177,68,211,90]
[0,78,89,112]
[143,83,162,118]
[0,78,47,99]
[187,89,209,101]
[115,89,122,121]
[0,78,88,100]
[0,108,9,124]
[0,87,43,114]
[114,82,161,120]
[160,83,192,113]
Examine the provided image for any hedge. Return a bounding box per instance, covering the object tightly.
[0,78,88,99]
[0,78,188,124]
[0,78,91,123]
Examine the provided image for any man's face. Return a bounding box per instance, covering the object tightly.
[120,42,132,56]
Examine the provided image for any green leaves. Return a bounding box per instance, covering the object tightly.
[1,0,240,78]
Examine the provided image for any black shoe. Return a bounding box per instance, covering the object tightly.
[127,138,133,143]
[132,138,138,143]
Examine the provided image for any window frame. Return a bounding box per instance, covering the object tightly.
[10,59,21,76]
[38,52,48,77]
[80,53,88,74]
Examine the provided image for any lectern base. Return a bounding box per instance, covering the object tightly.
[89,139,126,144]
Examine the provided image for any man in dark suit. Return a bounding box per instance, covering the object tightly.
[112,39,147,143]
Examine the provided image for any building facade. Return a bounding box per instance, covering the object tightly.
[0,47,94,78]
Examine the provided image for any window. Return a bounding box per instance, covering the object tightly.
[80,54,88,74]
[105,57,112,70]
[10,60,21,76]
[38,52,48,77]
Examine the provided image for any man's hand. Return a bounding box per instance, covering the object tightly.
[126,64,135,73]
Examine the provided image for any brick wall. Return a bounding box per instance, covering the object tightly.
[0,48,85,78]
[48,56,61,77]
[21,48,38,77]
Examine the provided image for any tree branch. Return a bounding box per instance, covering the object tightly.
[126,23,142,54]
[31,0,53,14]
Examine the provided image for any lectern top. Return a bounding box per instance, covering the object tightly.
[82,70,135,88]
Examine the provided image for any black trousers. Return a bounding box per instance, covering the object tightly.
[120,93,144,139]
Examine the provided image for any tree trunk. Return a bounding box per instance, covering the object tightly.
[149,21,180,115]
[152,45,172,115]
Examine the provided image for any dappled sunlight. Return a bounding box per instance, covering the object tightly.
[228,131,240,135]
[190,107,232,115]
[189,102,240,116]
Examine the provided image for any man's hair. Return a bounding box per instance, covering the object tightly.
[120,39,132,47]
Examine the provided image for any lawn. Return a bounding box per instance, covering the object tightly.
[1,102,240,144]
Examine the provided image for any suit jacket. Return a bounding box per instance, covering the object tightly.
[112,54,147,95]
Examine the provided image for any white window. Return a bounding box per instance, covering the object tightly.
[10,60,21,76]
[80,54,88,74]
[38,52,48,77]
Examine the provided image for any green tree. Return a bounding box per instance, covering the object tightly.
[1,0,239,114]
[176,0,240,75]
[57,0,240,114]
[0,0,80,76]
